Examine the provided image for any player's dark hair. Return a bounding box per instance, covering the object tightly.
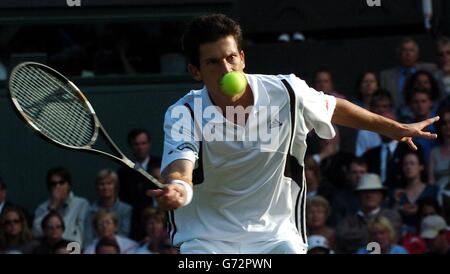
[46,166,72,188]
[182,14,243,68]
[127,128,151,145]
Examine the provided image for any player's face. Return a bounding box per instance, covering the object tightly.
[189,35,245,96]
[409,93,432,118]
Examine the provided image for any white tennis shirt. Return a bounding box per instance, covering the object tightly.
[161,74,336,247]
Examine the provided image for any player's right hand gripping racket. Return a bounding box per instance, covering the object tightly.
[8,62,164,189]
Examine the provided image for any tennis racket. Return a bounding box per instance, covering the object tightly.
[8,62,164,189]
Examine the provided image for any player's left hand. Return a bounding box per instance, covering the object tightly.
[387,116,439,150]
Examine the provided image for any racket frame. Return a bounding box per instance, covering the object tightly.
[8,62,164,189]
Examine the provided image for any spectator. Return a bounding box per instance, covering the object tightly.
[310,127,352,189]
[392,151,438,231]
[313,69,346,99]
[51,239,73,254]
[306,196,335,249]
[435,37,450,98]
[420,215,450,254]
[118,129,161,240]
[0,176,33,227]
[336,174,402,254]
[403,70,440,104]
[428,105,450,186]
[399,198,441,254]
[135,208,174,254]
[307,235,334,254]
[32,167,89,247]
[353,71,379,109]
[330,157,368,225]
[84,169,132,245]
[83,210,137,254]
[404,88,437,163]
[356,216,408,254]
[0,206,38,254]
[355,90,393,156]
[380,37,437,110]
[95,237,121,254]
[363,112,422,187]
[304,155,335,201]
[33,211,67,254]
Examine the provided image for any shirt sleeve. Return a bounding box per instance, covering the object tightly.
[161,103,200,173]
[288,74,336,139]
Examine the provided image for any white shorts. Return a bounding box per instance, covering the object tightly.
[179,238,307,254]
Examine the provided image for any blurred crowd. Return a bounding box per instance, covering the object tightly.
[1,35,450,254]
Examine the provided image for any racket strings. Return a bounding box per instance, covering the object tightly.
[10,65,95,147]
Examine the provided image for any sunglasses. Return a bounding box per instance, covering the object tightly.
[4,219,21,225]
[48,179,67,187]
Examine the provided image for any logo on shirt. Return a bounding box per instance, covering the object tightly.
[269,118,283,129]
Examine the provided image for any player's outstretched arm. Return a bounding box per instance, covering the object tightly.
[147,159,194,210]
[331,98,439,150]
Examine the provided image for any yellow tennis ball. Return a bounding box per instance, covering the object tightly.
[220,71,247,96]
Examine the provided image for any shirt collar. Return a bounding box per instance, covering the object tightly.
[382,140,398,154]
[357,207,381,218]
[137,157,150,170]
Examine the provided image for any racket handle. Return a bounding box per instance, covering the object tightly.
[134,167,165,189]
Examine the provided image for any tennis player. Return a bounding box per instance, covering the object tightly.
[148,14,439,254]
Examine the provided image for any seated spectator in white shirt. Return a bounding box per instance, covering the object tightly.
[83,210,137,254]
[356,216,409,254]
[135,207,175,254]
[84,169,132,245]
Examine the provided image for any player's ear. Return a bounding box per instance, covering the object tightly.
[187,64,202,81]
[240,50,246,69]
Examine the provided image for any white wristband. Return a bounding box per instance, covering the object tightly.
[170,179,193,206]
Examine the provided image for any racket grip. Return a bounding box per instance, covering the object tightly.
[134,167,164,189]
